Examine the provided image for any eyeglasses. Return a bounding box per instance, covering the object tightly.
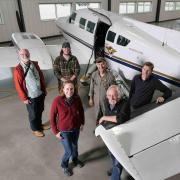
[20,53,28,56]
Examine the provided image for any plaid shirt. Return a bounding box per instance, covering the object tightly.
[53,54,80,83]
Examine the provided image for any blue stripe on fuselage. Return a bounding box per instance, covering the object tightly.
[60,29,180,87]
[106,54,180,87]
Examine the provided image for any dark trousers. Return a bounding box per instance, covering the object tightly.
[60,129,80,168]
[109,150,123,180]
[26,94,45,131]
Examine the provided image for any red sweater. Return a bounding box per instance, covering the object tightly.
[50,95,85,134]
[14,61,47,101]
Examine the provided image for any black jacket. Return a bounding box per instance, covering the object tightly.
[97,98,130,127]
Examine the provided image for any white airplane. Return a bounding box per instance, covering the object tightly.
[95,97,180,180]
[55,8,180,180]
[56,8,180,90]
[0,8,180,179]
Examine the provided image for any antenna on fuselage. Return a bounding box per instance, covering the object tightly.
[162,30,167,46]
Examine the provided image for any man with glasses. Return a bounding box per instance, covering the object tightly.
[14,48,48,137]
[98,85,130,180]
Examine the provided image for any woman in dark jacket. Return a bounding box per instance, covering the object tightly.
[50,80,85,176]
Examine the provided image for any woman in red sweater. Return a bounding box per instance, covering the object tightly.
[50,81,85,176]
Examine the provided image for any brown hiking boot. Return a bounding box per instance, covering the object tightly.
[32,131,45,137]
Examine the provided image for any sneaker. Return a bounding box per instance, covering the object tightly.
[32,131,45,137]
[63,168,73,176]
[73,160,84,168]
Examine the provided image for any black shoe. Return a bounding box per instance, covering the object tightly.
[107,168,112,176]
[73,160,84,168]
[63,168,73,176]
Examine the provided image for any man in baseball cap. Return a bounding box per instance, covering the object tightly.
[53,41,80,94]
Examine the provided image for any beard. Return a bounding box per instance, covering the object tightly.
[22,57,30,64]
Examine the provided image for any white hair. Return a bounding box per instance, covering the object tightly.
[106,85,122,99]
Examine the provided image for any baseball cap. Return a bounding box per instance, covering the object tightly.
[62,42,71,48]
[95,57,106,63]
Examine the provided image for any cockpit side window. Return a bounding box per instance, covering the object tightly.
[79,17,86,29]
[86,21,95,33]
[69,12,76,24]
[106,31,116,43]
[117,35,130,46]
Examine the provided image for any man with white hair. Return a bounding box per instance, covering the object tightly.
[14,48,48,137]
[97,85,130,180]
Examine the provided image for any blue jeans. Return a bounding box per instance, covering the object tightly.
[109,151,123,180]
[60,129,80,168]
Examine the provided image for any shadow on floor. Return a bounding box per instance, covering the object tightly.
[69,145,108,169]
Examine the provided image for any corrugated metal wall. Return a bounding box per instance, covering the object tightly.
[21,0,60,38]
[1,0,180,42]
[111,0,158,22]
[112,0,180,22]
[0,0,108,42]
[21,0,108,38]
[0,0,19,42]
[159,0,180,21]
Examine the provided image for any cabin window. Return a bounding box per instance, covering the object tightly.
[0,9,4,24]
[69,12,76,24]
[79,18,86,29]
[39,3,71,21]
[86,21,95,33]
[76,3,101,10]
[117,35,130,46]
[106,31,116,43]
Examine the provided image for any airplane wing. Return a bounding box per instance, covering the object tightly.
[0,32,92,71]
[0,47,19,67]
[124,17,180,54]
[11,32,56,70]
[46,45,61,61]
[95,97,180,180]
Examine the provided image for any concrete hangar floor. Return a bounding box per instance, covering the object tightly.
[0,28,180,180]
[0,36,134,180]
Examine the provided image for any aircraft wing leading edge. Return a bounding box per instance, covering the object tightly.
[95,98,180,180]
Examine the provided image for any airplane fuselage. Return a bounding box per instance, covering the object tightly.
[55,8,180,90]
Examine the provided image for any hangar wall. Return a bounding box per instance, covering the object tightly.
[159,0,180,21]
[111,0,158,22]
[1,0,180,43]
[0,0,19,42]
[21,0,108,38]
